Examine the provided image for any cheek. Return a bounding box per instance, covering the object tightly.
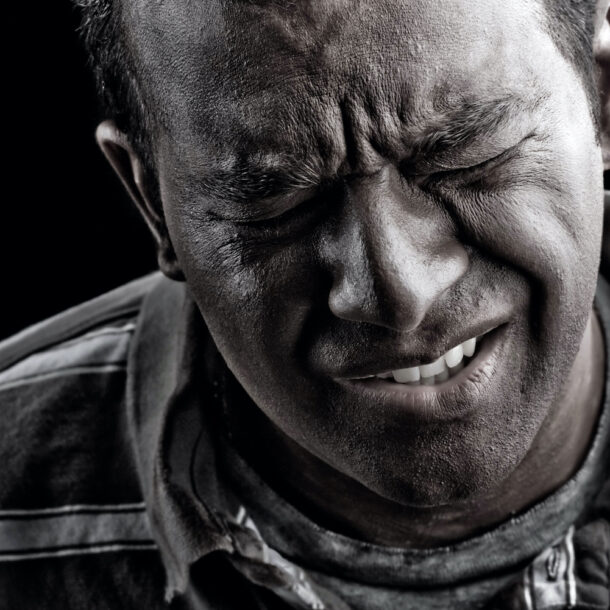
[168,213,321,361]
[453,164,602,302]
[451,79,603,292]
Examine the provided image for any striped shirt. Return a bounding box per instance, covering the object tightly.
[0,272,608,609]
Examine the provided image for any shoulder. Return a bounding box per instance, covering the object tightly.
[0,273,165,508]
[0,275,166,570]
[0,273,162,374]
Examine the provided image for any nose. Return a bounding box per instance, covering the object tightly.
[322,167,468,332]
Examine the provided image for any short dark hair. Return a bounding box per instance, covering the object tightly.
[74,0,155,178]
[74,0,600,182]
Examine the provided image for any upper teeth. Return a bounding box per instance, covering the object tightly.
[383,337,477,385]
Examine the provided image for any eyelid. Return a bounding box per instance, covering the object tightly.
[215,186,321,224]
[410,132,535,185]
[422,149,515,187]
[235,188,329,231]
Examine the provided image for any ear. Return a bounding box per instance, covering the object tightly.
[95,120,184,280]
[594,2,610,170]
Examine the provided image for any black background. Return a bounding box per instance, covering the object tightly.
[3,4,609,340]
[3,2,156,340]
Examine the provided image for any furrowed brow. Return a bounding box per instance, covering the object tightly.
[195,156,323,205]
[414,94,546,158]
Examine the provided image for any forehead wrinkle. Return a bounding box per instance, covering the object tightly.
[176,89,549,205]
[140,0,562,194]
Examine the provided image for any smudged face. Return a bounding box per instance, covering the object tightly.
[127,0,604,505]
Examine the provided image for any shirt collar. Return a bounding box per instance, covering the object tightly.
[126,275,233,601]
[125,275,341,610]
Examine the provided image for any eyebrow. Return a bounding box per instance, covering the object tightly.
[411,93,546,160]
[192,155,323,206]
[196,93,546,204]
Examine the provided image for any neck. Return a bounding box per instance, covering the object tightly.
[226,309,606,547]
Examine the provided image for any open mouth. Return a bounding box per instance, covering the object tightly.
[338,324,509,419]
[347,326,503,390]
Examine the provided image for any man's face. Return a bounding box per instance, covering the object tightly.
[129,0,604,505]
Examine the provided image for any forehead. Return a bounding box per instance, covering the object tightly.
[126,0,558,173]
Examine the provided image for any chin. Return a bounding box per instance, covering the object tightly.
[333,387,543,512]
[361,451,518,510]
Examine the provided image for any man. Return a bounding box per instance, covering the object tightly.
[1,0,609,608]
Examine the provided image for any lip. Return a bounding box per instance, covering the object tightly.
[334,318,509,380]
[334,323,511,421]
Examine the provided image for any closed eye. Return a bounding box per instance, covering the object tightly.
[406,132,536,189]
[425,146,520,187]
